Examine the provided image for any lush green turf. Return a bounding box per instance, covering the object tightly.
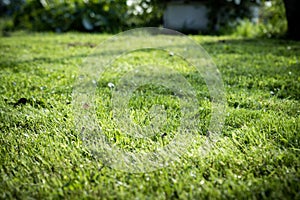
[0,32,299,199]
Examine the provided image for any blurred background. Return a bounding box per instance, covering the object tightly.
[0,0,299,39]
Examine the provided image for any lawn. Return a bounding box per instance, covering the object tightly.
[0,31,299,199]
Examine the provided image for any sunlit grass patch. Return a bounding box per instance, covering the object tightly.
[0,32,299,199]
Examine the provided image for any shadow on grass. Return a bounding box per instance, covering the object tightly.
[1,37,299,101]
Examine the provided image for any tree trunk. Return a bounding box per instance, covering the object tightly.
[283,0,300,40]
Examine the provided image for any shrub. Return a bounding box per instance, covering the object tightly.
[13,0,129,32]
[259,0,287,38]
[232,0,287,38]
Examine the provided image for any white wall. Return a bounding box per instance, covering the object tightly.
[163,2,209,31]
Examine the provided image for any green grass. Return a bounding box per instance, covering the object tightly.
[0,32,300,199]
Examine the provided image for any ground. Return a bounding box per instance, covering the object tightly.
[0,32,299,199]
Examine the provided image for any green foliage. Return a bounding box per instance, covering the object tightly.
[125,0,164,27]
[232,19,260,37]
[206,0,259,33]
[12,0,129,32]
[0,0,24,17]
[232,0,287,38]
[6,0,288,36]
[10,0,164,33]
[259,0,287,37]
[0,17,14,33]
